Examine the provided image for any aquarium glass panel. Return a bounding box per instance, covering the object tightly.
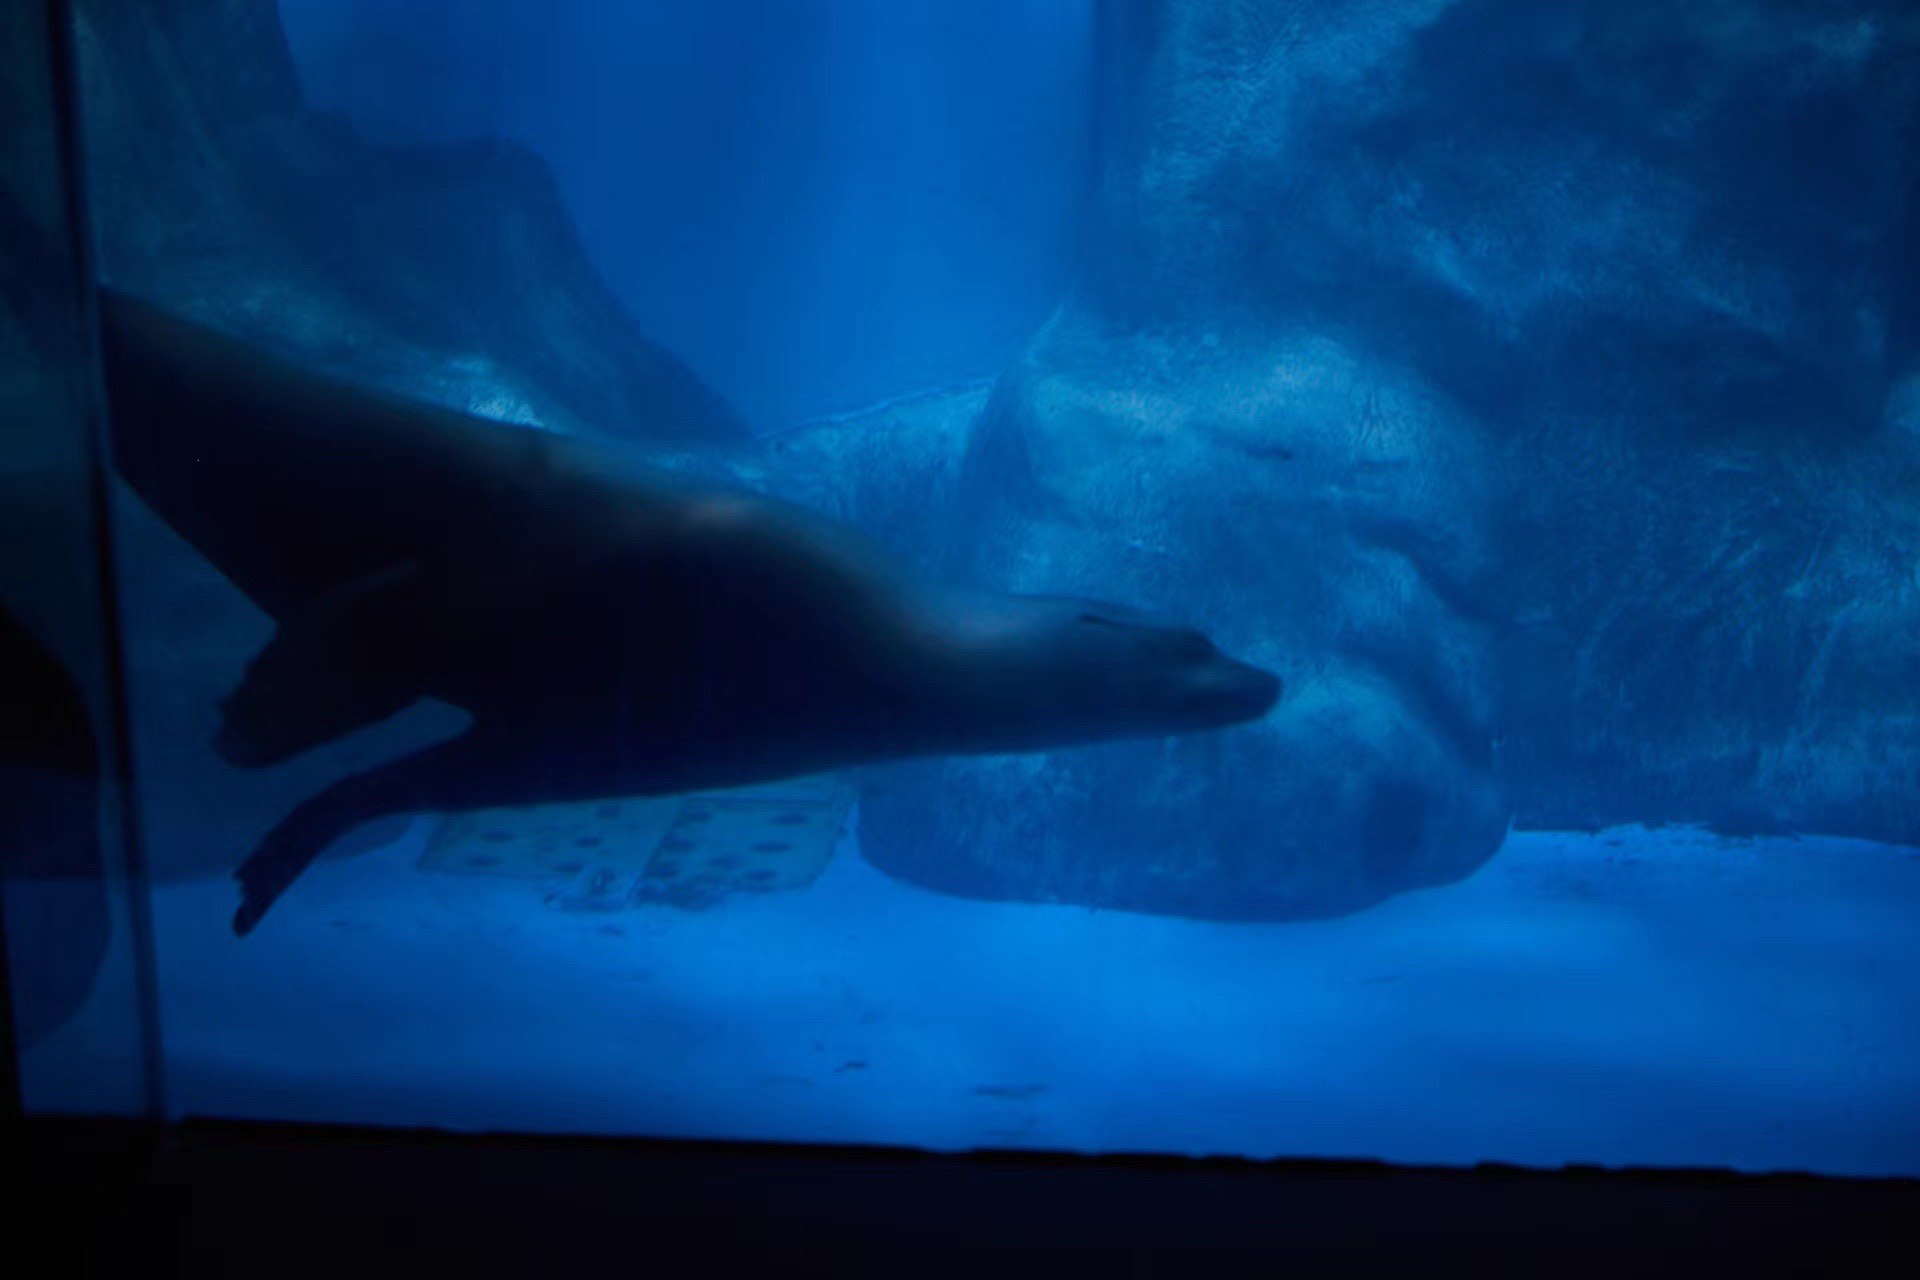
[59,0,1920,1176]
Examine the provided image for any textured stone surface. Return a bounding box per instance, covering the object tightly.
[859,0,1920,919]
[861,311,1511,919]
[70,0,747,442]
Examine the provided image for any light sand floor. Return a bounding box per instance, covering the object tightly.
[42,815,1920,1177]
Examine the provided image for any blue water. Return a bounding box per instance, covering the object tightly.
[274,0,1095,426]
[27,472,1913,1174]
[14,0,1920,1183]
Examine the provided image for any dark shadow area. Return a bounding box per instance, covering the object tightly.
[8,1116,1917,1276]
[0,606,107,1050]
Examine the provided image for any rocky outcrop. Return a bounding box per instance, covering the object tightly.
[859,0,1920,919]
[70,0,747,442]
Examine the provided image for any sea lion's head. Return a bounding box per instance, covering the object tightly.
[931,596,1281,754]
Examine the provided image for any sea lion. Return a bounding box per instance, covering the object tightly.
[97,289,1281,935]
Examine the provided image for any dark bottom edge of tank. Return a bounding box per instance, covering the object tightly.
[13,1113,1919,1275]
[18,810,1920,1179]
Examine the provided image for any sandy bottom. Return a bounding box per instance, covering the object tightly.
[28,815,1920,1177]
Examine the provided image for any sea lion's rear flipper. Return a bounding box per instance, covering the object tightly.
[232,731,485,936]
[216,647,419,768]
[215,562,427,767]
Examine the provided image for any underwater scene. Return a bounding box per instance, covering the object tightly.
[5,0,1920,1178]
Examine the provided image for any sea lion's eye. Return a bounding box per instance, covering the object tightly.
[1078,612,1126,629]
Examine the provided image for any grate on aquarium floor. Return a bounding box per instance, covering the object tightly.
[417,775,854,912]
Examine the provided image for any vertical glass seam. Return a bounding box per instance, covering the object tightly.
[44,0,170,1124]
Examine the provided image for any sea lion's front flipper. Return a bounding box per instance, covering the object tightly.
[232,731,485,936]
[215,562,428,767]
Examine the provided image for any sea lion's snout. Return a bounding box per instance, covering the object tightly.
[1187,657,1282,726]
[981,596,1282,750]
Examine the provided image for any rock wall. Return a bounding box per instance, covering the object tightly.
[859,0,1920,919]
[70,0,747,442]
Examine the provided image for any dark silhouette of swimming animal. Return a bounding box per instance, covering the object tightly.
[96,289,1281,935]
